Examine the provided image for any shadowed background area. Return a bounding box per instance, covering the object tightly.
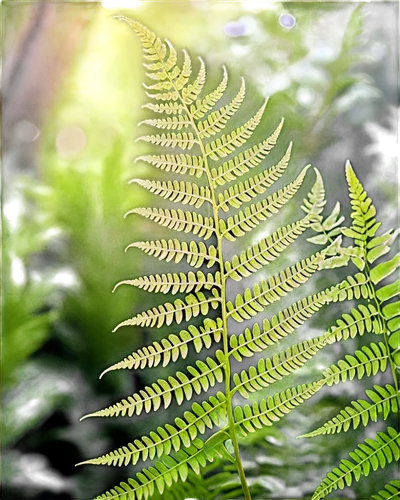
[1,1,398,499]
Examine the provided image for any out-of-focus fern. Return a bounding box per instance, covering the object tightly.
[77,17,398,500]
[303,4,369,157]
[301,162,400,499]
[1,188,66,481]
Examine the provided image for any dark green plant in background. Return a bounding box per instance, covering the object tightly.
[76,18,399,500]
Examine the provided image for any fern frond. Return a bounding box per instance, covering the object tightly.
[91,435,227,500]
[100,318,223,375]
[126,239,218,268]
[324,303,384,342]
[233,382,325,436]
[78,392,227,466]
[371,253,400,286]
[136,132,198,150]
[300,384,398,437]
[219,166,309,241]
[114,270,221,295]
[191,65,228,119]
[181,56,206,104]
[82,351,225,418]
[327,272,373,302]
[372,480,400,500]
[135,153,204,178]
[205,100,268,161]
[138,115,192,131]
[301,167,326,219]
[127,207,215,240]
[210,118,284,186]
[227,252,324,322]
[113,289,220,330]
[217,143,293,212]
[366,228,399,265]
[229,289,333,362]
[226,218,310,282]
[311,427,400,500]
[342,161,381,252]
[197,78,245,138]
[322,342,389,386]
[232,337,328,398]
[130,179,212,208]
[143,102,186,115]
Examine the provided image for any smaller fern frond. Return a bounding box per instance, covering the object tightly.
[205,100,268,161]
[126,239,218,269]
[126,207,215,240]
[100,318,223,375]
[78,392,227,467]
[342,161,381,248]
[226,252,324,322]
[232,337,328,398]
[82,351,226,419]
[129,179,212,208]
[311,427,400,500]
[113,289,220,330]
[300,384,398,438]
[225,216,311,281]
[322,342,389,386]
[135,153,205,178]
[219,166,309,241]
[372,480,400,500]
[114,270,221,295]
[217,143,293,212]
[210,118,284,186]
[301,167,326,220]
[233,382,325,436]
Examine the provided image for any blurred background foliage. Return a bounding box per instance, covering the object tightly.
[1,1,398,499]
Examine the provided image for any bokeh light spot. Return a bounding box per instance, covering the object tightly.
[225,20,247,37]
[279,13,296,29]
[14,120,40,142]
[56,126,86,157]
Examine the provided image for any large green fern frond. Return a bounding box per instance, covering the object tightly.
[79,17,394,500]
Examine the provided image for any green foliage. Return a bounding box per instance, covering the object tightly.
[1,190,68,481]
[302,164,400,499]
[77,16,399,500]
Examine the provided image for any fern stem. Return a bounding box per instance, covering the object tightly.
[365,266,400,400]
[197,130,254,500]
[150,45,253,499]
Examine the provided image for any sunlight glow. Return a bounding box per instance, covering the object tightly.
[102,0,142,8]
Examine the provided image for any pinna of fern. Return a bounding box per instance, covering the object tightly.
[76,17,396,500]
[300,162,400,500]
